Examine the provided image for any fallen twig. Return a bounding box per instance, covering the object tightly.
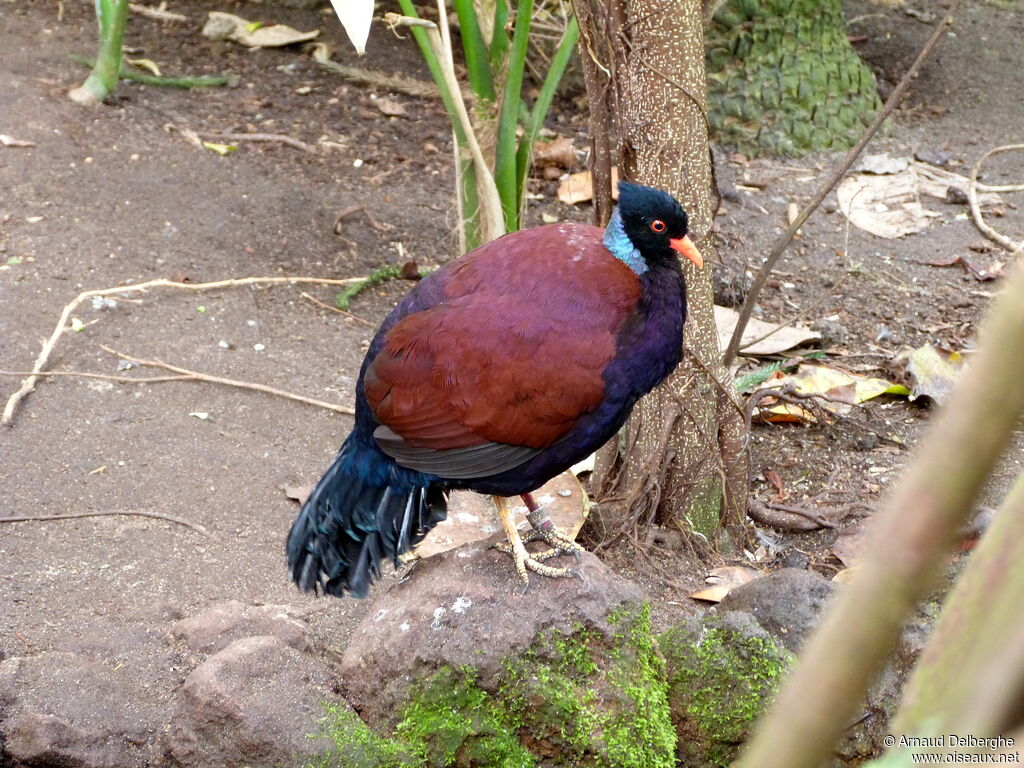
[0,509,213,538]
[194,130,318,155]
[722,2,960,368]
[2,275,366,426]
[299,292,376,327]
[333,204,392,234]
[743,384,855,433]
[100,346,355,415]
[308,42,442,99]
[968,143,1024,255]
[129,2,187,22]
[1,369,191,383]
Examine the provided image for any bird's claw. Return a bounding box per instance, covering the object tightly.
[521,525,585,560]
[492,539,577,589]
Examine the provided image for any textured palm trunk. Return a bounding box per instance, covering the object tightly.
[581,0,748,549]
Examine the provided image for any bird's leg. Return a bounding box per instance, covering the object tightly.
[491,495,575,590]
[518,492,585,560]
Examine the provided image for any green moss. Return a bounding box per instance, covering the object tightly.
[312,604,676,767]
[603,605,677,768]
[659,619,793,767]
[306,703,410,768]
[397,666,535,767]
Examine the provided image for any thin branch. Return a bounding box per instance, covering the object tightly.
[2,275,366,426]
[193,131,319,154]
[0,509,213,538]
[0,370,192,383]
[722,2,960,368]
[129,2,187,22]
[739,272,850,352]
[308,43,441,99]
[735,255,1024,768]
[968,143,1024,255]
[299,292,376,327]
[100,346,355,415]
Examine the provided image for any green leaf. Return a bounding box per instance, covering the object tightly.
[453,0,495,101]
[493,0,534,232]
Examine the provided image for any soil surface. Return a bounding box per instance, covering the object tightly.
[2,0,1023,670]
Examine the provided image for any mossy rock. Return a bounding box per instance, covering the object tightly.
[706,0,882,156]
[659,611,793,768]
[311,603,676,767]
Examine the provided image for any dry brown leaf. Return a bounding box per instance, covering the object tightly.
[831,518,876,568]
[202,11,320,47]
[532,136,575,171]
[416,471,588,559]
[688,566,760,602]
[375,97,407,118]
[558,167,620,205]
[714,305,821,356]
[837,170,940,239]
[283,484,313,503]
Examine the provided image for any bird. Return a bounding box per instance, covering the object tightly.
[287,181,702,598]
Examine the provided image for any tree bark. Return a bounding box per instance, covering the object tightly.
[584,0,748,549]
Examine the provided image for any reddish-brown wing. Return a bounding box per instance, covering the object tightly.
[362,224,641,453]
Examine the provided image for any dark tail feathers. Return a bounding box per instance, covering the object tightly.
[286,442,448,598]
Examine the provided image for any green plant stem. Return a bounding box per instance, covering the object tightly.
[893,470,1024,737]
[394,1,468,146]
[489,0,511,69]
[459,152,482,250]
[384,12,504,244]
[493,0,534,231]
[514,15,580,224]
[335,265,402,310]
[73,0,130,103]
[70,55,229,88]
[734,256,1024,768]
[453,0,496,101]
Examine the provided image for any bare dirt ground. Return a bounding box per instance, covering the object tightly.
[2,0,1023,672]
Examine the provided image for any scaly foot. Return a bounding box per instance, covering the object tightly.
[491,495,577,591]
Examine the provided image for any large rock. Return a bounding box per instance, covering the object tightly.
[0,651,166,768]
[659,611,793,768]
[333,538,677,767]
[167,634,339,768]
[718,567,839,652]
[342,537,644,722]
[171,600,322,656]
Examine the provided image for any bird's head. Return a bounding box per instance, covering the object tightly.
[612,181,703,269]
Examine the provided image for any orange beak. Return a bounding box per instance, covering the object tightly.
[670,235,704,268]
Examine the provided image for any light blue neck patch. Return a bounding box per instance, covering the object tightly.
[603,209,648,275]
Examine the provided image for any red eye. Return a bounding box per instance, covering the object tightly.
[651,219,666,233]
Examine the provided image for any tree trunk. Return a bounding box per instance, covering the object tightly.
[582,0,748,550]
